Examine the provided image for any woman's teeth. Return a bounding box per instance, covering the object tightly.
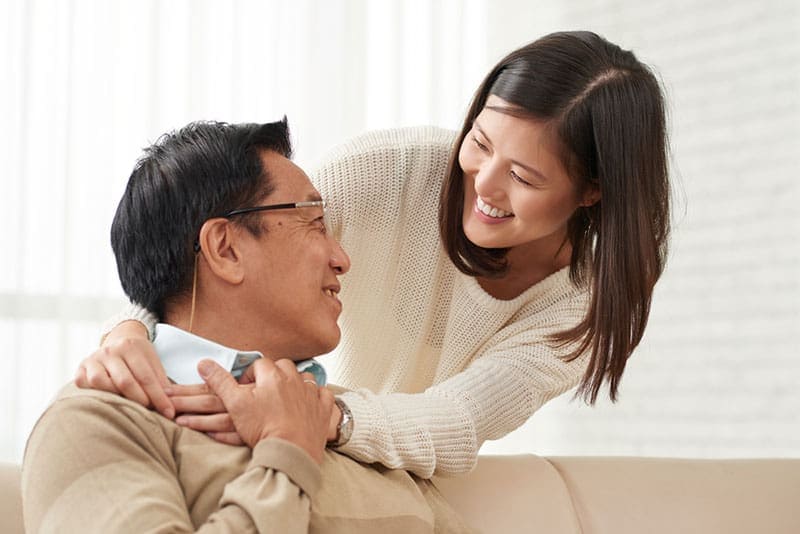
[477,197,512,218]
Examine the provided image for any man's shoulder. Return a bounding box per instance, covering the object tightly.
[30,383,166,442]
[50,382,158,414]
[23,384,180,491]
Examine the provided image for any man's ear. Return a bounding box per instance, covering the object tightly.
[197,218,245,285]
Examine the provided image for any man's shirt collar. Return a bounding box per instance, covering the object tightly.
[153,323,262,384]
[152,323,327,386]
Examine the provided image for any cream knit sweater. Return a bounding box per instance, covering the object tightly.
[113,126,591,478]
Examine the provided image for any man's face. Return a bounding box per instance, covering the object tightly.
[235,150,350,359]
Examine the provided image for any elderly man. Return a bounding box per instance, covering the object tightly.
[22,120,469,533]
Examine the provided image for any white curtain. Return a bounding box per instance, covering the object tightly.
[0,0,490,462]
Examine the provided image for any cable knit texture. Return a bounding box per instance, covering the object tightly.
[107,126,591,478]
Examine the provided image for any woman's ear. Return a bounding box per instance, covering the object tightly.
[581,186,601,207]
[197,219,245,285]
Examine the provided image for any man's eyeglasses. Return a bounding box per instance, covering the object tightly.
[195,200,331,253]
[223,200,327,219]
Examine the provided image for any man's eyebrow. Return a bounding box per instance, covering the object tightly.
[474,121,550,182]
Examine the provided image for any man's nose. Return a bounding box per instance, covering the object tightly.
[329,237,351,275]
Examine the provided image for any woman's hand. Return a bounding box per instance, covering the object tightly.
[168,383,245,446]
[75,320,175,419]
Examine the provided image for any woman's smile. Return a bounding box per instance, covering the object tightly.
[474,196,513,224]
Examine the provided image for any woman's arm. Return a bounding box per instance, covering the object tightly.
[335,334,589,478]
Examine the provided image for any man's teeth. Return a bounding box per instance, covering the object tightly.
[477,197,511,218]
[324,289,337,297]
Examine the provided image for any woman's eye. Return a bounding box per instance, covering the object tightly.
[510,170,533,187]
[472,136,489,152]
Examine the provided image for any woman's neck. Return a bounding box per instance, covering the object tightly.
[477,237,571,300]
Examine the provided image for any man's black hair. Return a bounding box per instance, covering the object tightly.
[111,118,292,317]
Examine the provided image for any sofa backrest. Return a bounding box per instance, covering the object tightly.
[547,456,800,534]
[434,455,800,534]
[434,453,583,533]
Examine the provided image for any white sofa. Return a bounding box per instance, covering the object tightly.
[4,455,800,533]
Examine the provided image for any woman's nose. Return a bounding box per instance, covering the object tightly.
[473,158,505,200]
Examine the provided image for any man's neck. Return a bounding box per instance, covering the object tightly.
[163,305,268,356]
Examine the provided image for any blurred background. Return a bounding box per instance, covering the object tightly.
[1,0,798,463]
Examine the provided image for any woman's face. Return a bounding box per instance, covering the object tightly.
[459,95,594,253]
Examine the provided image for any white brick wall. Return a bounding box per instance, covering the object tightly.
[481,0,800,457]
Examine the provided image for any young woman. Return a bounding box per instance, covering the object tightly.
[78,31,670,477]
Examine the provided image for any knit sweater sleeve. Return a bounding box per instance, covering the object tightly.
[335,314,589,478]
[101,301,159,341]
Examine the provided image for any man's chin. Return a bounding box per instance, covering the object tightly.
[289,331,340,360]
[315,333,341,357]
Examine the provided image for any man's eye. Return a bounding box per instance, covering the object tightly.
[314,217,327,233]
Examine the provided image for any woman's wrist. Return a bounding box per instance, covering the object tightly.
[100,319,149,346]
[100,303,158,343]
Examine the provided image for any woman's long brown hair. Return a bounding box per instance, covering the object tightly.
[439,31,670,403]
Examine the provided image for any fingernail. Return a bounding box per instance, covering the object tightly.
[198,360,213,377]
[163,386,174,396]
[175,416,187,426]
[164,407,175,419]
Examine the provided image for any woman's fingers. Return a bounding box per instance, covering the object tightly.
[175,413,235,433]
[122,353,174,418]
[238,363,256,385]
[78,333,174,417]
[170,393,226,414]
[76,358,117,392]
[105,357,150,407]
[165,383,210,396]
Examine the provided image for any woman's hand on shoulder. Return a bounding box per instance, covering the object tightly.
[75,320,175,419]
[169,382,244,446]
